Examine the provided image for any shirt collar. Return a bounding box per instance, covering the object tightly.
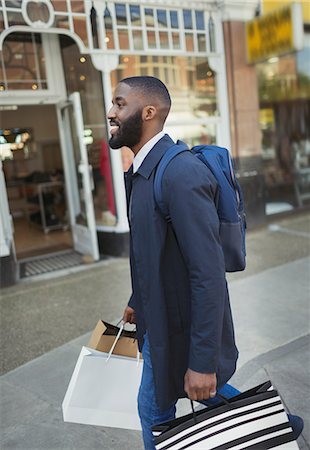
[133,130,165,173]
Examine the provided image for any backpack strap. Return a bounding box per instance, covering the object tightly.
[154,140,189,220]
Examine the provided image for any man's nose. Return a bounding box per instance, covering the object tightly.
[107,105,115,119]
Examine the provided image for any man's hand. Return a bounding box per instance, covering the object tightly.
[184,369,217,401]
[123,306,136,324]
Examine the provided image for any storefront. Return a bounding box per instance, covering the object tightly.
[0,0,258,286]
[247,1,310,215]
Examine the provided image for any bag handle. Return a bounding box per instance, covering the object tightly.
[116,318,137,336]
[106,321,140,365]
[106,322,124,362]
[190,393,231,424]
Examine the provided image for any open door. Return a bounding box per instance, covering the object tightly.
[57,92,99,261]
[0,160,15,258]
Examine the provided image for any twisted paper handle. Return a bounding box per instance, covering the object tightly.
[106,321,140,365]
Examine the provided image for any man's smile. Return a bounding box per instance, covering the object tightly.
[109,121,120,136]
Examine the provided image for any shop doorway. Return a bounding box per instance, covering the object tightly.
[2,97,99,274]
[2,104,73,261]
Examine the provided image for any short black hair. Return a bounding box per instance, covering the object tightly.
[120,76,171,120]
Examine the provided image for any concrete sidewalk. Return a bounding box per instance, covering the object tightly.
[1,256,309,449]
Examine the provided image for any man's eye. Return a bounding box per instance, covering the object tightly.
[117,103,123,108]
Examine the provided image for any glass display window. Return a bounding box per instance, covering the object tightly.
[0,33,47,91]
[258,35,310,212]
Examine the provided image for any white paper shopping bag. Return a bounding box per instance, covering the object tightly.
[62,323,143,430]
[62,346,143,430]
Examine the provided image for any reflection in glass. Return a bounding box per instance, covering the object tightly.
[198,34,206,52]
[157,10,167,28]
[118,29,129,50]
[183,10,193,29]
[7,12,24,26]
[133,30,143,50]
[258,52,310,102]
[51,0,67,12]
[185,33,194,52]
[145,8,154,27]
[147,31,156,49]
[1,33,48,91]
[195,11,205,30]
[104,6,115,49]
[105,30,115,49]
[116,3,127,25]
[170,11,179,29]
[159,32,169,49]
[130,5,141,26]
[104,6,112,28]
[71,1,84,13]
[172,32,181,50]
[165,123,216,146]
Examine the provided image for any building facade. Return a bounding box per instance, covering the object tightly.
[1,0,307,286]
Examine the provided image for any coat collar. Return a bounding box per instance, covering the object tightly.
[135,134,175,180]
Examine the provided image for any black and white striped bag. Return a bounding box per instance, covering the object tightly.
[152,381,298,449]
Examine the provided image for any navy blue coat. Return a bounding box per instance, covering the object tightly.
[125,134,238,410]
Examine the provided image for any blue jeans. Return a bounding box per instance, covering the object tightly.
[138,335,302,449]
[138,336,241,450]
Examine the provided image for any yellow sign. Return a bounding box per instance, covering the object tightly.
[246,3,303,63]
[259,109,275,130]
[263,0,310,24]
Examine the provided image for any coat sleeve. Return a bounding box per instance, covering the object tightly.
[162,153,226,374]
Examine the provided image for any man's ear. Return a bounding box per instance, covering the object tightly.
[143,105,157,121]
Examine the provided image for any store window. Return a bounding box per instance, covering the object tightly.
[111,55,218,170]
[103,3,214,54]
[60,36,116,227]
[0,33,47,91]
[257,36,310,213]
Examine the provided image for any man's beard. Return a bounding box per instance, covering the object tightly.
[109,109,143,149]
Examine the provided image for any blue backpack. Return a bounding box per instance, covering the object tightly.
[154,141,246,272]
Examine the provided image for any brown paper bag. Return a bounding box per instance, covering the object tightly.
[88,320,139,358]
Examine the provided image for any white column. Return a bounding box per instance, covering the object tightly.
[208,12,232,151]
[91,54,129,233]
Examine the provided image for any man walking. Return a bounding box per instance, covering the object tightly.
[108,76,238,449]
